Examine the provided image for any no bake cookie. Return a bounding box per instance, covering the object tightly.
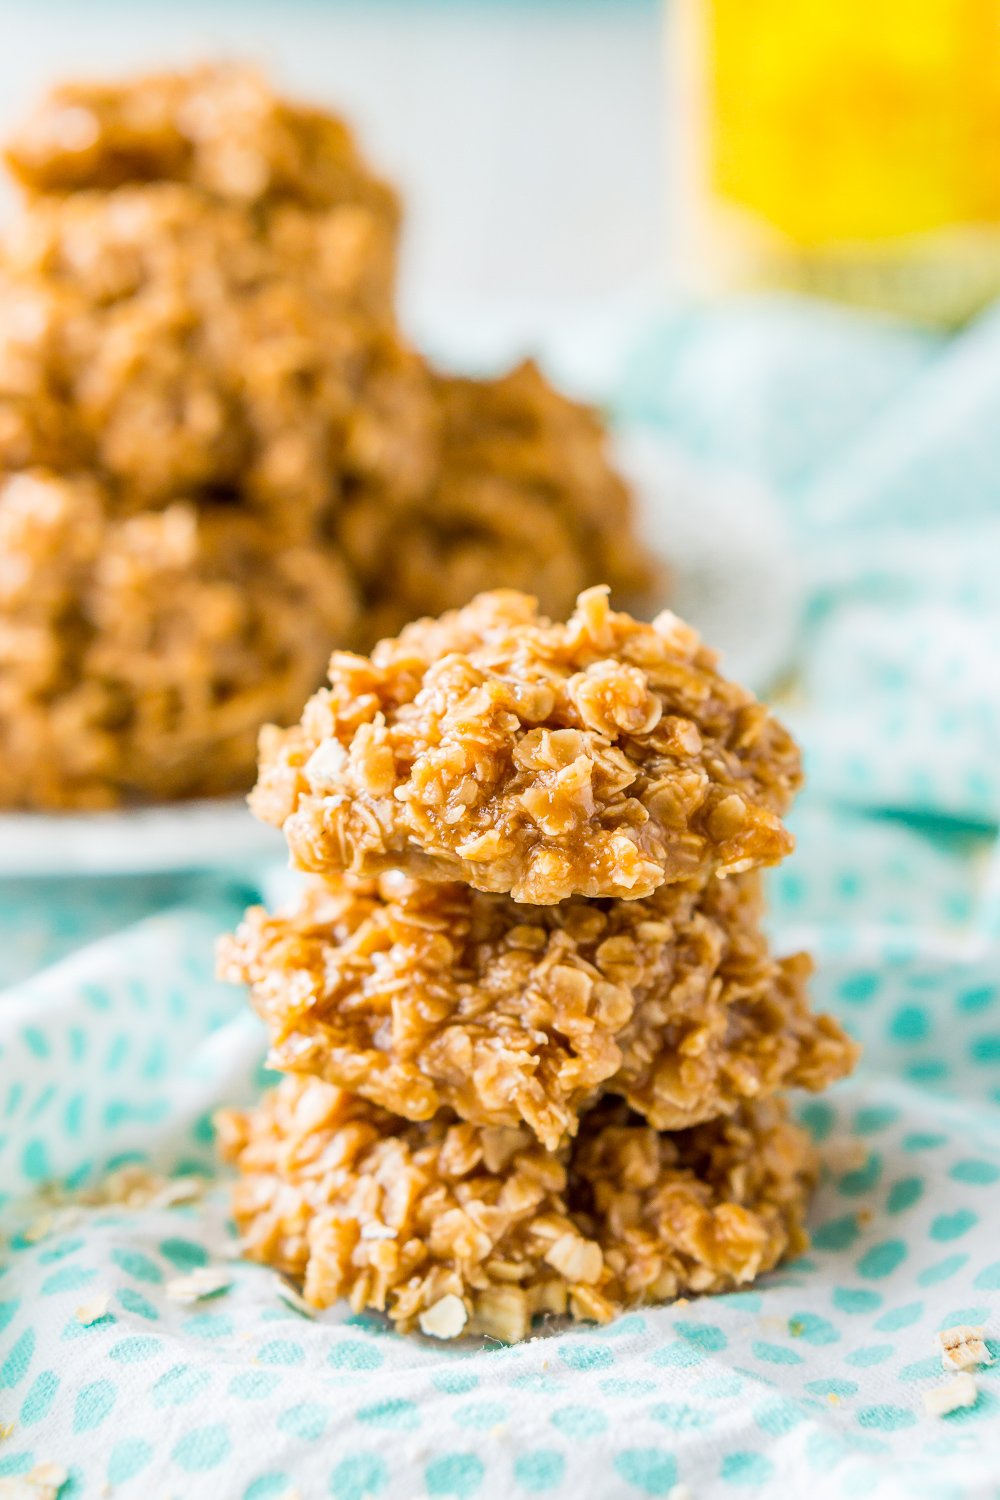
[340,361,653,645]
[5,63,401,218]
[0,176,419,532]
[252,587,802,902]
[220,869,855,1148]
[218,1076,817,1341]
[0,471,355,807]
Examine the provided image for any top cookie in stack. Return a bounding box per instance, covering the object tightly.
[251,586,802,902]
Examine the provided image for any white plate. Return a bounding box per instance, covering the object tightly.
[0,426,798,878]
[0,797,285,878]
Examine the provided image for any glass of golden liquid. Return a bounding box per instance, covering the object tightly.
[669,0,1000,325]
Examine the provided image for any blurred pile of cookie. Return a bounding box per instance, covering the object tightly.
[0,65,650,809]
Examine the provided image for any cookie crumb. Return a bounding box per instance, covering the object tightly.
[923,1372,978,1417]
[822,1137,867,1174]
[148,1175,208,1209]
[34,1464,68,1488]
[166,1266,232,1303]
[939,1324,992,1371]
[75,1293,111,1325]
[17,1170,209,1246]
[23,1207,81,1244]
[84,1165,184,1209]
[3,1462,70,1500]
[419,1294,468,1340]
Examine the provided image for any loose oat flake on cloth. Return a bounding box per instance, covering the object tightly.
[2,296,1000,1498]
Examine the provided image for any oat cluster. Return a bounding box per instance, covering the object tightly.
[339,362,651,646]
[253,586,802,902]
[218,1076,817,1342]
[221,867,853,1151]
[0,473,355,807]
[0,65,648,810]
[222,592,856,1339]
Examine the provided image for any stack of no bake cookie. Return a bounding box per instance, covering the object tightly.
[218,587,856,1343]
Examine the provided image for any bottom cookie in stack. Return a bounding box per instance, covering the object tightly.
[217,1076,817,1343]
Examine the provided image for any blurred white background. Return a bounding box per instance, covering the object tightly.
[0,0,666,340]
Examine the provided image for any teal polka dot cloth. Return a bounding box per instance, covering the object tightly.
[3,296,1000,1497]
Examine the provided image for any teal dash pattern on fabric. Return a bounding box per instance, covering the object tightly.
[612,1449,677,1495]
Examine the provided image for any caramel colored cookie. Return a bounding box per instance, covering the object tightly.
[341,361,653,647]
[218,1077,817,1342]
[0,185,424,532]
[221,869,855,1148]
[5,63,400,218]
[0,472,356,807]
[253,587,802,903]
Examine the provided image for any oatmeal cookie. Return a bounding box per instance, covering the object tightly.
[340,361,653,646]
[220,869,855,1149]
[0,471,356,807]
[0,184,426,532]
[252,587,802,903]
[4,63,400,220]
[217,1076,817,1341]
